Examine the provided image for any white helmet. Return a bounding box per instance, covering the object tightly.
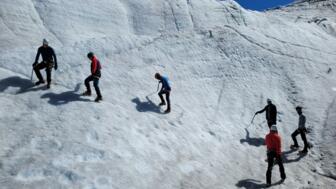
[43,38,48,45]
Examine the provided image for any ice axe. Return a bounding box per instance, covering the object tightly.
[31,62,38,81]
[146,82,161,97]
[156,82,160,92]
[251,114,256,124]
[247,114,257,128]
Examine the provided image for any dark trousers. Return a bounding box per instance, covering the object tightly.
[85,75,102,97]
[34,61,53,84]
[159,90,170,110]
[266,151,286,184]
[291,129,308,151]
[267,120,276,128]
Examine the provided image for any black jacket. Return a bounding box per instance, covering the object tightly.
[35,46,57,67]
[257,104,277,122]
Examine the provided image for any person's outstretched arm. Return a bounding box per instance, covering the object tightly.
[256,106,267,114]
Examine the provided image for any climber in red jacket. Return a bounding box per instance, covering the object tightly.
[265,125,286,186]
[82,52,102,102]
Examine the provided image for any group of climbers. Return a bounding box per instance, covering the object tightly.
[32,39,171,107]
[254,99,310,186]
[32,39,315,186]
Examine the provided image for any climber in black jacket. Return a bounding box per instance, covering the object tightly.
[255,99,277,128]
[32,39,57,89]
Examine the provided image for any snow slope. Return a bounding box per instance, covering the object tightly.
[0,0,336,188]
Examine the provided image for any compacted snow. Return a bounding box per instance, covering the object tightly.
[0,0,336,188]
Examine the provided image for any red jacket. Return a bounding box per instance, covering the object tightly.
[265,132,282,156]
[91,56,101,77]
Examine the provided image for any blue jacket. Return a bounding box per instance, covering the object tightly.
[160,76,171,91]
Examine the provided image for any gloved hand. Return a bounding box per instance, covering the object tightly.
[32,62,37,67]
[54,64,58,70]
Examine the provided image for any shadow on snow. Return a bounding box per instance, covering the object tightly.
[131,96,163,114]
[282,148,307,163]
[41,83,90,105]
[240,128,265,147]
[236,178,284,189]
[0,76,45,94]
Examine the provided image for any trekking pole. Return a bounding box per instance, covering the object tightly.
[30,67,34,81]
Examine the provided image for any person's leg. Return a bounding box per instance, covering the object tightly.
[46,68,52,87]
[93,77,102,98]
[266,152,275,185]
[84,75,93,95]
[277,155,286,180]
[165,91,171,112]
[291,129,300,147]
[300,129,308,152]
[34,62,47,82]
[158,91,165,105]
[46,61,54,86]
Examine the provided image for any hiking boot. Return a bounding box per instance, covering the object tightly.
[35,80,45,86]
[159,102,166,106]
[299,150,308,154]
[82,91,92,96]
[164,109,171,114]
[47,83,51,89]
[290,145,299,149]
[281,175,286,182]
[95,96,102,102]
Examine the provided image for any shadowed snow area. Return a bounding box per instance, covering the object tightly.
[0,0,336,188]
